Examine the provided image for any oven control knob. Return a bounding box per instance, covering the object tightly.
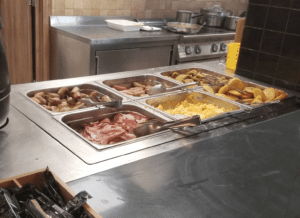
[220,43,227,51]
[211,44,218,52]
[185,46,192,55]
[194,45,201,54]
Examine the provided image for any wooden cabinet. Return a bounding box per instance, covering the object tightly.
[0,0,51,84]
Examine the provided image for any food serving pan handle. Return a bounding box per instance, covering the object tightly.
[159,115,201,130]
[133,115,201,137]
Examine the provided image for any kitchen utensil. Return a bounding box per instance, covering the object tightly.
[198,5,233,27]
[133,115,201,137]
[164,22,205,34]
[176,10,193,23]
[0,16,11,129]
[224,16,242,31]
[147,81,198,95]
[80,89,104,102]
[79,98,122,108]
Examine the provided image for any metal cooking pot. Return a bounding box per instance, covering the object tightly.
[176,10,193,23]
[0,17,11,129]
[198,5,233,27]
[190,12,201,24]
[224,16,242,30]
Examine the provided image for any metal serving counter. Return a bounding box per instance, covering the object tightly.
[1,61,300,217]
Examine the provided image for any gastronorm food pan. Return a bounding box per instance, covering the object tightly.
[53,102,172,150]
[139,90,244,123]
[159,67,233,83]
[23,83,124,116]
[96,75,181,100]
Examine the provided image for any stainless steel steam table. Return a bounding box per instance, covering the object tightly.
[1,61,300,217]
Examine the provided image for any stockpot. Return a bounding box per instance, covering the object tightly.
[176,10,193,23]
[198,5,233,27]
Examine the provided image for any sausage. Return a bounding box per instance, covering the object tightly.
[34,92,44,98]
[81,93,89,98]
[128,87,144,91]
[57,87,68,98]
[31,97,42,104]
[101,95,112,102]
[132,90,145,96]
[42,105,51,110]
[57,101,69,108]
[51,106,60,112]
[59,107,71,112]
[48,93,60,99]
[36,96,47,105]
[133,82,145,88]
[120,90,134,95]
[67,96,76,105]
[71,87,80,93]
[73,91,82,99]
[48,97,61,106]
[73,103,85,110]
[113,85,127,91]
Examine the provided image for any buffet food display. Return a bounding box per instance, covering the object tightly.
[23,67,290,149]
[161,68,288,106]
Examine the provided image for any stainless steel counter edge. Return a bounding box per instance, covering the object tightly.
[7,61,299,183]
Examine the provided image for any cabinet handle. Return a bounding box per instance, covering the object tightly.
[95,56,99,75]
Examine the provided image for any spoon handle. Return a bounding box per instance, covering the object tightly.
[159,115,201,131]
[166,82,198,92]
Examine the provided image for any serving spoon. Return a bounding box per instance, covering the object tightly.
[147,81,199,95]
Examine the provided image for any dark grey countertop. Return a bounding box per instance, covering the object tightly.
[52,25,180,44]
[68,110,300,218]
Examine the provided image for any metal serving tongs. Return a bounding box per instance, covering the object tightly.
[133,115,201,137]
[147,81,199,95]
[79,89,122,109]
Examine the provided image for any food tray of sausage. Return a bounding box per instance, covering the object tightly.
[23,83,124,116]
[53,102,172,150]
[139,90,244,123]
[96,75,180,99]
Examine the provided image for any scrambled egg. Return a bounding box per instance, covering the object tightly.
[156,94,228,119]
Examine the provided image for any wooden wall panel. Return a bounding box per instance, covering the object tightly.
[0,0,33,84]
[35,0,52,82]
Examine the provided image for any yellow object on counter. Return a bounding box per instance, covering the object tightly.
[226,42,240,71]
[156,94,229,120]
